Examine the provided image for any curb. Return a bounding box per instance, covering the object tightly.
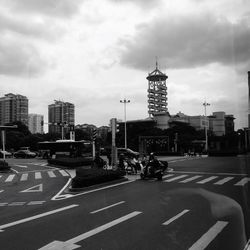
[68,177,129,192]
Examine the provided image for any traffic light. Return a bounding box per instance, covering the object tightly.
[116,122,119,133]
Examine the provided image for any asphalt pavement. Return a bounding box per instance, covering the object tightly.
[0,155,249,250]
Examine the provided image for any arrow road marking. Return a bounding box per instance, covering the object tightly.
[188,221,228,250]
[39,211,142,250]
[0,204,79,232]
[20,184,43,193]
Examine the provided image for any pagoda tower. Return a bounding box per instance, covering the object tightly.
[147,61,168,116]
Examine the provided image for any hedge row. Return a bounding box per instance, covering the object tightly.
[0,160,10,172]
[71,168,126,188]
[48,157,93,168]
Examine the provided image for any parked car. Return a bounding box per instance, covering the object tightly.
[13,150,36,158]
[117,148,139,158]
[0,150,12,158]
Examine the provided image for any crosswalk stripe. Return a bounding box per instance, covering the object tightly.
[179,175,202,183]
[59,170,69,177]
[5,174,15,182]
[20,173,28,181]
[47,171,56,178]
[196,176,218,184]
[214,177,234,185]
[234,177,250,186]
[162,174,174,179]
[164,175,188,182]
[189,221,228,250]
[35,172,42,179]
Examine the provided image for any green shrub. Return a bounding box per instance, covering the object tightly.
[0,160,10,171]
[71,168,126,188]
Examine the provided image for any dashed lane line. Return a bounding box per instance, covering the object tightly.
[0,204,79,232]
[8,202,26,206]
[90,201,126,214]
[188,221,228,250]
[162,209,190,226]
[38,211,142,249]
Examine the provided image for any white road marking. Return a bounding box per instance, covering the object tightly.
[162,209,190,226]
[162,174,174,179]
[188,221,228,250]
[243,238,250,250]
[214,177,234,185]
[235,178,250,186]
[20,173,28,181]
[35,172,42,179]
[38,211,142,250]
[20,184,43,193]
[14,165,27,168]
[59,170,69,177]
[179,175,202,183]
[172,170,247,177]
[8,202,26,206]
[0,203,8,206]
[52,179,135,201]
[196,176,218,184]
[0,190,4,193]
[5,174,15,182]
[27,201,46,205]
[48,171,56,178]
[0,204,79,232]
[164,175,188,182]
[90,201,125,214]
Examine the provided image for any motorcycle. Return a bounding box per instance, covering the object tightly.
[140,159,168,180]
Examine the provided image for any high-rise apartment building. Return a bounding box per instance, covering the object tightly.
[28,114,44,134]
[0,93,28,126]
[48,100,75,137]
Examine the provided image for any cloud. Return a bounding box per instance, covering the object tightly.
[0,11,64,41]
[0,40,47,77]
[109,0,162,8]
[1,0,83,18]
[119,13,250,71]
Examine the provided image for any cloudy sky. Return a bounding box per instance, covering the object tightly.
[0,0,249,130]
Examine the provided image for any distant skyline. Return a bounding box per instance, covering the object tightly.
[0,0,249,130]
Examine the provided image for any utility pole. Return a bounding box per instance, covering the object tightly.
[203,101,210,152]
[0,125,18,162]
[120,99,130,149]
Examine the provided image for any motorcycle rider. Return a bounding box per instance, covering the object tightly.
[144,152,159,175]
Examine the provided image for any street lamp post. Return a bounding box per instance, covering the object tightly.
[203,101,210,152]
[120,99,130,149]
